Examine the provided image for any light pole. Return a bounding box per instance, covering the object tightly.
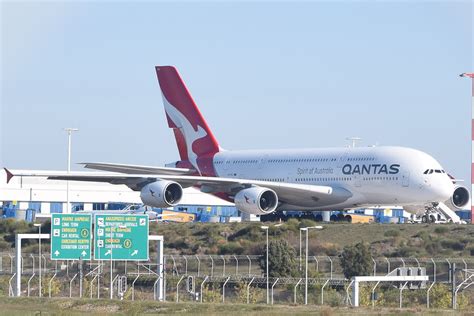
[299,228,302,271]
[64,128,79,214]
[460,72,474,225]
[33,223,42,297]
[260,223,283,305]
[261,225,269,304]
[302,225,323,305]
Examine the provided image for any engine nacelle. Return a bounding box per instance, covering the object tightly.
[234,187,278,215]
[140,180,183,208]
[444,186,470,210]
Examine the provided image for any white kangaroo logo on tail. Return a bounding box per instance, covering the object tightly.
[162,95,207,173]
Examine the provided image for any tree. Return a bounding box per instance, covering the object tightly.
[259,239,298,277]
[340,242,371,279]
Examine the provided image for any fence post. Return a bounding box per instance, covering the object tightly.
[247,277,255,304]
[222,276,231,303]
[208,255,214,277]
[221,255,226,276]
[327,256,333,279]
[371,281,381,308]
[399,281,408,308]
[176,275,186,302]
[293,278,302,304]
[247,255,251,276]
[183,256,188,275]
[233,255,239,275]
[200,275,209,303]
[271,278,279,305]
[321,279,330,305]
[195,255,201,277]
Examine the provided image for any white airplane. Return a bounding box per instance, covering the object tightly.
[5,66,469,221]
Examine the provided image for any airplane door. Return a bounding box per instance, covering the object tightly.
[353,174,361,187]
[402,172,410,187]
[259,155,268,170]
[337,152,349,168]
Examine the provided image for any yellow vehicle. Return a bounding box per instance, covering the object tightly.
[161,210,195,223]
[346,214,374,223]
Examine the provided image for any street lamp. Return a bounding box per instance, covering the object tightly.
[33,223,42,297]
[64,128,79,214]
[260,225,269,304]
[260,223,284,305]
[302,225,323,305]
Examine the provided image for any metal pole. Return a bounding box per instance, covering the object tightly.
[247,255,251,276]
[15,235,21,296]
[305,228,308,305]
[452,262,456,309]
[222,276,230,303]
[299,229,302,271]
[266,229,269,304]
[79,258,83,298]
[294,278,302,304]
[64,128,78,214]
[38,225,42,297]
[321,279,330,305]
[247,277,255,304]
[110,226,113,299]
[271,278,279,305]
[67,131,70,213]
[399,281,408,309]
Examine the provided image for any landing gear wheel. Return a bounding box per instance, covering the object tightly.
[422,215,428,223]
[429,215,436,223]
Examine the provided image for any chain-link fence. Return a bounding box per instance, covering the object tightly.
[0,252,473,308]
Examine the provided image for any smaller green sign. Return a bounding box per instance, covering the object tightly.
[51,214,92,260]
[94,214,149,261]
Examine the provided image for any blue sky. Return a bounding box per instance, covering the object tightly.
[1,1,473,182]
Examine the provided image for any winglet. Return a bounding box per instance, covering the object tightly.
[4,168,13,184]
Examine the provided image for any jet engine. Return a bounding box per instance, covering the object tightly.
[140,180,183,208]
[234,187,278,215]
[444,186,470,210]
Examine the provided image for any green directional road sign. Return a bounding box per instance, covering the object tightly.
[51,214,92,260]
[94,214,149,261]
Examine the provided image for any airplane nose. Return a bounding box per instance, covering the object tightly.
[431,179,454,202]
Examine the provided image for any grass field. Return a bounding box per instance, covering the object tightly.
[0,297,467,315]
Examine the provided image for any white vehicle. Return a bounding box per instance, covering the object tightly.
[5,66,469,221]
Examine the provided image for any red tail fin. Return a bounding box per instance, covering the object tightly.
[156,66,220,175]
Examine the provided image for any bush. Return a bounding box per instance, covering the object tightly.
[340,242,371,279]
[441,239,466,251]
[218,242,244,255]
[259,239,298,277]
[384,230,400,238]
[434,226,449,234]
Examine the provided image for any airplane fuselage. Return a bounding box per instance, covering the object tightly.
[212,146,454,211]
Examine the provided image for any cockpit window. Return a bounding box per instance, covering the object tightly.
[424,169,446,175]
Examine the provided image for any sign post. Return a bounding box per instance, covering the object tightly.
[94,214,149,261]
[51,214,92,260]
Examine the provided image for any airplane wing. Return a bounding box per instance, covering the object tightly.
[5,169,352,208]
[80,162,195,175]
